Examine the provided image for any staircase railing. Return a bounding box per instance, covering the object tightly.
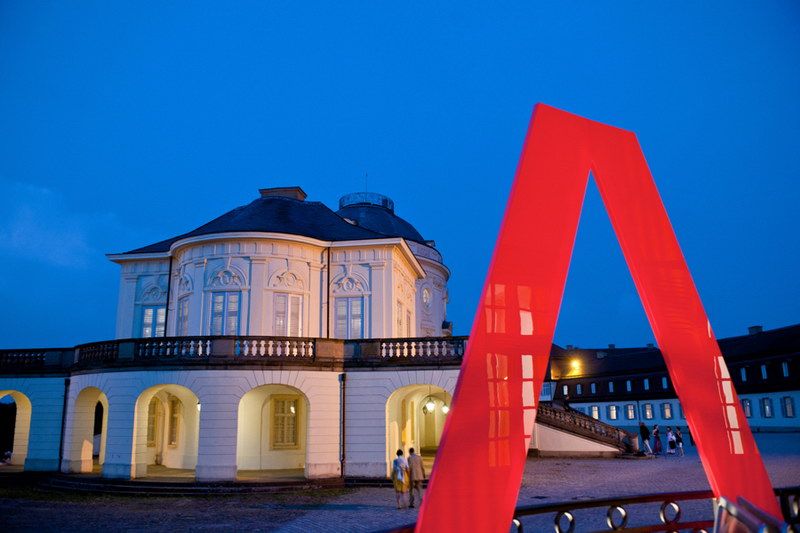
[536,401,637,452]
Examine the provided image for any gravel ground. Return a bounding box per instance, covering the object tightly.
[1,434,798,532]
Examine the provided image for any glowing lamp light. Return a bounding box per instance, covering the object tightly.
[425,399,436,412]
[196,403,201,412]
[569,359,581,373]
[290,404,296,415]
[441,404,450,414]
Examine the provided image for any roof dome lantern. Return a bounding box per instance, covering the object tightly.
[338,192,395,213]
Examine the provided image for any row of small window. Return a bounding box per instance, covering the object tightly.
[141,293,373,339]
[563,376,670,397]
[562,362,792,399]
[739,362,791,382]
[584,396,796,421]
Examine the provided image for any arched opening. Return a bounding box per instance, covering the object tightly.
[64,387,108,473]
[133,385,199,479]
[386,384,452,477]
[0,391,32,470]
[236,384,308,481]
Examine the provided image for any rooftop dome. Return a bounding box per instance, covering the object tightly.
[336,192,427,244]
[123,187,389,254]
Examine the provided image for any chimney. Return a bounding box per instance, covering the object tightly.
[566,344,574,350]
[259,186,308,201]
[748,325,763,335]
[608,343,616,350]
[646,343,655,349]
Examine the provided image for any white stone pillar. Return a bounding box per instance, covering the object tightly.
[195,392,239,481]
[102,396,139,479]
[304,376,342,478]
[24,380,65,471]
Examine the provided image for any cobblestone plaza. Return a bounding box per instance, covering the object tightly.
[2,433,797,532]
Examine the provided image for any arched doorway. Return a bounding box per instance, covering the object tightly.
[133,384,199,479]
[0,391,32,469]
[64,387,108,473]
[236,384,308,481]
[386,384,452,476]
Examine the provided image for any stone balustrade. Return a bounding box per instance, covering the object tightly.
[0,335,466,373]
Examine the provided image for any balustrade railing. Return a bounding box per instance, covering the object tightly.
[236,337,315,358]
[2,335,467,371]
[0,349,48,369]
[379,336,467,359]
[135,337,213,358]
[76,341,120,365]
[537,402,635,452]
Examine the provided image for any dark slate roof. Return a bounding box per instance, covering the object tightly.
[336,203,426,244]
[122,196,391,254]
[551,323,800,378]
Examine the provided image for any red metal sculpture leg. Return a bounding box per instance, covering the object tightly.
[415,104,778,532]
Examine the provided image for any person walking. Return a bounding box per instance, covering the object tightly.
[675,428,685,457]
[666,427,676,455]
[652,424,662,455]
[407,447,426,508]
[639,422,653,455]
[391,449,410,509]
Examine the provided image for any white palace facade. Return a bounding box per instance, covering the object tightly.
[1,186,798,484]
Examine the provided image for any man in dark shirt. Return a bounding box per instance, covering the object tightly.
[639,421,653,455]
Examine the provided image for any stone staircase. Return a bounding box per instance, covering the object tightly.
[536,401,638,453]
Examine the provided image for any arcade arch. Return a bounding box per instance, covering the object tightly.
[386,384,451,476]
[0,390,32,467]
[236,384,308,479]
[133,384,199,478]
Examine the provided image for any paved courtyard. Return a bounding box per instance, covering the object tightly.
[1,434,798,532]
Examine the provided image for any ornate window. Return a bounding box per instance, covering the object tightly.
[590,382,596,394]
[625,404,636,420]
[177,296,190,336]
[642,403,654,420]
[590,405,599,419]
[608,381,615,393]
[607,405,618,420]
[210,291,240,335]
[274,293,303,336]
[661,403,673,419]
[271,396,299,449]
[335,297,364,339]
[141,306,166,338]
[147,397,163,447]
[168,396,181,446]
[662,376,668,389]
[643,378,650,391]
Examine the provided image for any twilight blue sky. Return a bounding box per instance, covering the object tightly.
[1,2,798,348]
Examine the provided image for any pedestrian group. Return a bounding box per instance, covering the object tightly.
[639,422,687,457]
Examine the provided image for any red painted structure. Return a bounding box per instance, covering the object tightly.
[416,104,778,532]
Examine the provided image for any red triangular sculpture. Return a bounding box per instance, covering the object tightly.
[416,104,778,531]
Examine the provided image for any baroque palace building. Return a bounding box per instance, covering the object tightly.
[0,186,798,483]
